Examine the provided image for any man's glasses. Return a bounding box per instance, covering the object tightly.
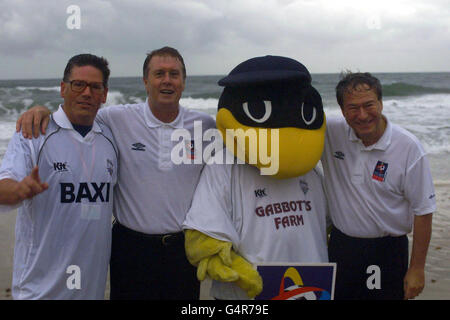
[66,80,105,94]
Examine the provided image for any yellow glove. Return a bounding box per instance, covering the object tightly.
[229,251,263,298]
[185,229,263,298]
[199,254,239,282]
[185,229,238,282]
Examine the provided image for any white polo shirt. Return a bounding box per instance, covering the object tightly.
[96,100,215,234]
[183,148,329,300]
[0,106,118,299]
[321,116,436,238]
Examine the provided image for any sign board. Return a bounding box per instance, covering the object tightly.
[254,263,336,300]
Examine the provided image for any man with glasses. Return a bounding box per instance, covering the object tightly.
[0,54,118,299]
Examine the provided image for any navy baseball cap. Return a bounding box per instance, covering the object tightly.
[218,55,312,87]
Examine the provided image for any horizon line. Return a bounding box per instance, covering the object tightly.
[1,70,450,82]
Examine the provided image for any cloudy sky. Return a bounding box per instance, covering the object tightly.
[0,0,449,79]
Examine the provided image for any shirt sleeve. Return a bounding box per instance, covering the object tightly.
[95,107,109,127]
[404,153,436,216]
[183,151,240,245]
[314,166,332,229]
[0,132,34,213]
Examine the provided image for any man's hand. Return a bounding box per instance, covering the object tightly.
[403,213,432,299]
[14,166,49,202]
[403,266,425,300]
[16,105,51,139]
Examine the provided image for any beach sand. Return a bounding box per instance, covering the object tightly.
[1,183,449,300]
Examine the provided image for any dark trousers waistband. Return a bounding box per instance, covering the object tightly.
[331,226,407,244]
[113,220,184,246]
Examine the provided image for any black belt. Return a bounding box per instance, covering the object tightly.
[331,226,407,245]
[114,220,184,246]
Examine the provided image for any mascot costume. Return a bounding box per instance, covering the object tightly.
[183,56,329,300]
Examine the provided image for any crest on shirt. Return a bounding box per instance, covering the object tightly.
[107,159,114,176]
[299,180,309,195]
[372,161,388,182]
[185,140,196,160]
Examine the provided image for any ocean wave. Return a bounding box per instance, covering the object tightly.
[104,90,145,106]
[186,92,222,100]
[0,121,16,141]
[0,101,22,118]
[180,97,219,111]
[426,145,450,155]
[15,86,60,92]
[383,82,450,97]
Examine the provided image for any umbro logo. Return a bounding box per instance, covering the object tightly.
[131,142,146,151]
[254,188,267,198]
[333,151,345,160]
[54,162,68,172]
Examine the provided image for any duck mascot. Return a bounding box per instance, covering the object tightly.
[183,56,329,300]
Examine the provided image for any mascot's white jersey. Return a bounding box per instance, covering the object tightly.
[0,106,118,299]
[183,149,329,300]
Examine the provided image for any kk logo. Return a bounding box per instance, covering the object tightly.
[54,162,68,172]
[254,188,267,198]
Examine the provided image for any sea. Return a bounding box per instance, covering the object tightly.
[0,72,449,182]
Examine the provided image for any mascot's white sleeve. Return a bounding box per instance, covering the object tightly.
[183,150,240,247]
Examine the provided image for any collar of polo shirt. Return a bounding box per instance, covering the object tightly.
[54,105,102,133]
[348,116,392,151]
[144,98,185,129]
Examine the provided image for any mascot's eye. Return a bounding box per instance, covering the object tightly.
[243,100,272,123]
[301,102,317,125]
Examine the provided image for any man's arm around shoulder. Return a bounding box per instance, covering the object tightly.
[16,106,51,139]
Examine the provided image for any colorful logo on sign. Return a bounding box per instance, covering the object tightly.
[255,264,335,300]
[372,161,388,181]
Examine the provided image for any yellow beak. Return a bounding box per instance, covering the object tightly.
[216,108,326,179]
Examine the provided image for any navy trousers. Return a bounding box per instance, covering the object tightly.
[109,221,200,300]
[328,226,408,300]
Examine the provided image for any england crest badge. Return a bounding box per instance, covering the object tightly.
[372,161,388,182]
